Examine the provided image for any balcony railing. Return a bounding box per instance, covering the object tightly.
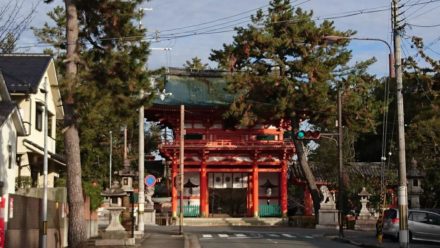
[161,139,294,149]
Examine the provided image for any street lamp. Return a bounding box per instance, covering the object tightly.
[322,35,394,79]
[323,35,410,246]
[322,35,395,238]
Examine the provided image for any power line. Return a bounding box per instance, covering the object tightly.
[407,22,440,27]
[16,0,440,49]
[152,0,310,39]
[157,3,271,33]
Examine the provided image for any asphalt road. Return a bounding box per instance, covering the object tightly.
[145,226,440,248]
[187,226,354,248]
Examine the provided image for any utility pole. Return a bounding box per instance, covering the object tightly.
[179,105,185,235]
[392,0,408,247]
[138,90,145,233]
[337,87,344,238]
[109,131,112,188]
[42,79,48,248]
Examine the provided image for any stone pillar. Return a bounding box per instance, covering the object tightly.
[171,159,177,218]
[280,160,288,217]
[252,163,259,217]
[200,161,208,217]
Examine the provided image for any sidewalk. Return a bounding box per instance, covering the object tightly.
[326,230,399,248]
[141,233,185,248]
[83,231,187,248]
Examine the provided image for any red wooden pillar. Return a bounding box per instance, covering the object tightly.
[171,159,177,218]
[252,163,259,217]
[304,185,313,216]
[200,161,208,217]
[280,160,288,217]
[247,173,253,216]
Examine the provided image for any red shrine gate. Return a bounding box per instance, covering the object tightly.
[147,105,295,218]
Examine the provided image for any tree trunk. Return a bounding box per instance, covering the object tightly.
[65,1,86,247]
[293,139,321,221]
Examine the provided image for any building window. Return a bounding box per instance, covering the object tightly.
[48,113,54,138]
[8,144,12,169]
[36,103,44,131]
[256,134,276,140]
[185,133,203,140]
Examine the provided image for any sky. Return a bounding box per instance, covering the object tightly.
[9,0,440,77]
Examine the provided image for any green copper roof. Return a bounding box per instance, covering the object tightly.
[154,69,234,107]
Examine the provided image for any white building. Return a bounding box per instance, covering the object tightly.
[0,72,26,233]
[0,54,64,188]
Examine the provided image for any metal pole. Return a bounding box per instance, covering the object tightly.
[42,79,48,248]
[138,90,145,232]
[179,105,185,234]
[392,1,408,247]
[131,191,135,238]
[109,131,112,188]
[338,87,344,238]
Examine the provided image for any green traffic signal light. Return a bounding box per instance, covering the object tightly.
[294,130,320,140]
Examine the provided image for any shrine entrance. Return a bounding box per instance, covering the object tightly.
[209,188,247,217]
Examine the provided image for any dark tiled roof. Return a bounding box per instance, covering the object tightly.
[0,101,16,127]
[0,54,52,94]
[154,68,234,107]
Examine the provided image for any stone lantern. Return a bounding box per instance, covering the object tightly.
[358,187,371,218]
[101,181,127,232]
[355,187,376,230]
[407,158,425,209]
[96,180,135,246]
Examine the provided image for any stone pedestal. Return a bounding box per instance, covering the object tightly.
[316,186,339,229]
[355,216,377,231]
[144,206,156,225]
[106,207,126,231]
[316,208,339,229]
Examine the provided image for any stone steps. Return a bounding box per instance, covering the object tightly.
[183,217,286,226]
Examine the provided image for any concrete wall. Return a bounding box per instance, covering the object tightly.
[6,193,67,247]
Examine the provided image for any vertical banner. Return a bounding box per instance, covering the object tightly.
[0,196,5,248]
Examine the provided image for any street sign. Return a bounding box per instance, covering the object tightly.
[145,174,156,187]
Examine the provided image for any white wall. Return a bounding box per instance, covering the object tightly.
[0,118,19,229]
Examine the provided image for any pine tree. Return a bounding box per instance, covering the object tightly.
[183,56,209,71]
[210,0,381,217]
[402,37,440,207]
[39,0,154,246]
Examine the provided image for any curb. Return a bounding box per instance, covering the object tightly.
[329,236,383,248]
[184,233,201,248]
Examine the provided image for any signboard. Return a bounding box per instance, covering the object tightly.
[145,174,156,187]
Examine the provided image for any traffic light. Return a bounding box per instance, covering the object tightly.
[294,130,320,140]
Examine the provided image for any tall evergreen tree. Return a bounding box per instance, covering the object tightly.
[402,37,440,207]
[210,0,381,217]
[39,0,154,246]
